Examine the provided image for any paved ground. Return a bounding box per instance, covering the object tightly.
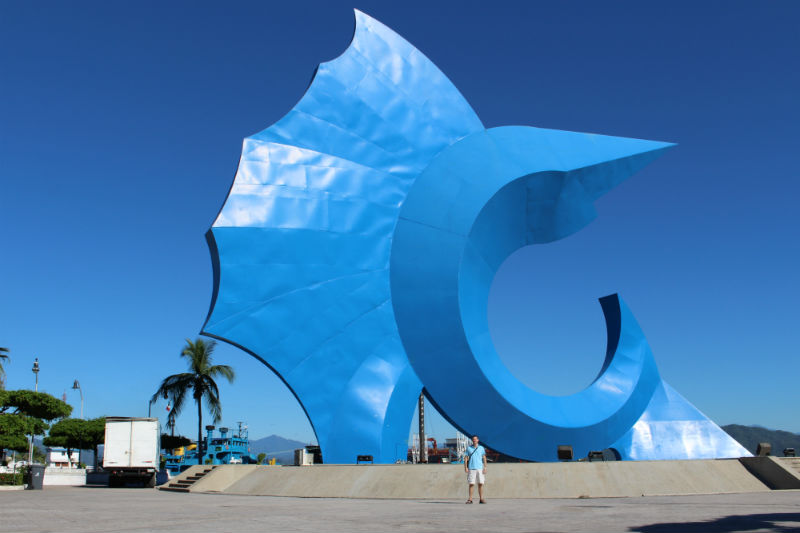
[1,487,798,533]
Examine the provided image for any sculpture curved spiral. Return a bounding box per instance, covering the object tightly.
[202,10,749,463]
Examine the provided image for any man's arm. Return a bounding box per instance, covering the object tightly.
[482,447,486,474]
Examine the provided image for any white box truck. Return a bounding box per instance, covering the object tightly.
[103,417,160,487]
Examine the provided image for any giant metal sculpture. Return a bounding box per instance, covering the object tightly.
[202,10,749,463]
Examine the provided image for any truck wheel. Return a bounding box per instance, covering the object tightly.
[146,473,156,488]
[109,475,122,488]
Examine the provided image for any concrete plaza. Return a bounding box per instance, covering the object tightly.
[1,487,798,533]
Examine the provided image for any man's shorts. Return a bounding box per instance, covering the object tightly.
[467,469,485,485]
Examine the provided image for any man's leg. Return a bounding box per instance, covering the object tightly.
[478,482,484,502]
[468,482,474,502]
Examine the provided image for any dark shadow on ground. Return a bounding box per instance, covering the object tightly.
[631,513,800,533]
[76,484,153,489]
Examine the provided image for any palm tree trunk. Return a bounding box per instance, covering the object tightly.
[197,397,203,462]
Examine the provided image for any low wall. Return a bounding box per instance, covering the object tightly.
[43,468,86,486]
[186,459,770,499]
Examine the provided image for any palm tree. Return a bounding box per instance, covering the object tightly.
[0,347,9,389]
[151,338,234,460]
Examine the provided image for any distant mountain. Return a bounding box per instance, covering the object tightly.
[722,424,800,455]
[249,435,310,464]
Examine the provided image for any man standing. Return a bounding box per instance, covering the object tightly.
[464,435,486,504]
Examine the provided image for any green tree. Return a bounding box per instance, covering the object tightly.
[151,338,234,460]
[43,417,105,469]
[257,452,266,465]
[0,347,9,389]
[160,434,191,451]
[83,417,106,469]
[32,445,46,464]
[43,419,87,467]
[0,409,38,452]
[0,389,72,462]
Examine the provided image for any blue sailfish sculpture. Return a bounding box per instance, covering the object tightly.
[202,10,749,463]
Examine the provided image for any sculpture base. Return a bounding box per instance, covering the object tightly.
[161,459,781,499]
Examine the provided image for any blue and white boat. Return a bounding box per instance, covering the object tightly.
[164,423,256,474]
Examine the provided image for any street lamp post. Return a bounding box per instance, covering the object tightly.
[72,380,83,419]
[29,358,40,464]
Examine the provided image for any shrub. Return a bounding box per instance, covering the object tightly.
[0,472,24,485]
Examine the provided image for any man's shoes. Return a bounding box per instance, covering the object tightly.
[479,500,486,504]
[466,500,473,504]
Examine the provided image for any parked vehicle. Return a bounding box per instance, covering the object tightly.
[103,417,160,487]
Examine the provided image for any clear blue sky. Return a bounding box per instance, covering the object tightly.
[1,1,798,445]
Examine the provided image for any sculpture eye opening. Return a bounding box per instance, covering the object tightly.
[487,242,607,397]
[457,169,605,401]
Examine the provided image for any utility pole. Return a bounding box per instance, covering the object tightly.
[418,391,427,463]
[29,358,40,464]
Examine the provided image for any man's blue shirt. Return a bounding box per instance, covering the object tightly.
[466,444,485,470]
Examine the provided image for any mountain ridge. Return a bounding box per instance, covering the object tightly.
[248,434,311,464]
[722,424,800,455]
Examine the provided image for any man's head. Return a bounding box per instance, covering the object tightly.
[471,435,479,446]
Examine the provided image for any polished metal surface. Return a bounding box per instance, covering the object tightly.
[203,10,749,463]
